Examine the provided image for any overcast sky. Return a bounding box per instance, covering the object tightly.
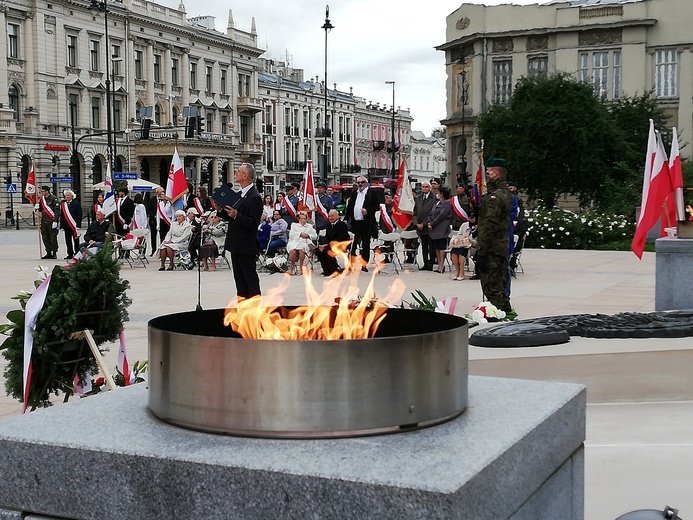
[159,0,545,134]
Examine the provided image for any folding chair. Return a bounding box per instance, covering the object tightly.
[118,228,150,268]
[510,234,526,276]
[372,231,401,274]
[399,229,420,270]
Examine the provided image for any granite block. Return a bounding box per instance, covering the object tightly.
[655,238,693,310]
[0,509,22,520]
[0,376,585,520]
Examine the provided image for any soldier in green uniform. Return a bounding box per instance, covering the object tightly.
[476,158,513,313]
[37,186,60,259]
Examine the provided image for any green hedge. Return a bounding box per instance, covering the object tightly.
[524,208,635,250]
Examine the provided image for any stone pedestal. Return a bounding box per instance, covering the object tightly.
[655,237,693,311]
[0,377,585,520]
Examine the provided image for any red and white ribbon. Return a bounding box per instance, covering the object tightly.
[451,196,469,222]
[379,204,394,232]
[61,201,79,238]
[40,197,56,221]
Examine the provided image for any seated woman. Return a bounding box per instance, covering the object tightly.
[200,211,227,271]
[286,211,317,275]
[266,210,288,257]
[158,210,192,271]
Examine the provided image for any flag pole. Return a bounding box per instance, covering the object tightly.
[36,210,43,259]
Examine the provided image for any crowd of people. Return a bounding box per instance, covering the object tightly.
[34,158,525,313]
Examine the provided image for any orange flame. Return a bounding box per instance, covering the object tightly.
[224,242,405,340]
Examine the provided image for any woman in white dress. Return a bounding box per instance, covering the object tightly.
[132,193,149,231]
[286,211,317,275]
[158,210,192,270]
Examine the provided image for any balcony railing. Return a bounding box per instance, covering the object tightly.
[315,128,332,138]
[339,164,361,174]
[286,161,308,171]
[373,140,385,151]
[237,96,263,114]
[240,142,263,154]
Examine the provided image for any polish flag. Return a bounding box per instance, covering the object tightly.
[166,147,188,211]
[660,127,687,229]
[392,160,415,230]
[299,160,316,212]
[101,161,117,217]
[24,161,37,205]
[632,120,672,258]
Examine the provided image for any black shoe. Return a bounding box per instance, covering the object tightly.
[64,255,73,260]
[361,266,368,273]
[470,274,480,280]
[41,253,52,259]
[51,252,58,259]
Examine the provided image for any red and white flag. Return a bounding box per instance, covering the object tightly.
[101,161,117,217]
[668,127,685,221]
[22,275,52,413]
[632,120,673,258]
[24,161,37,205]
[117,330,131,386]
[451,196,470,223]
[392,160,415,230]
[166,147,188,211]
[299,161,316,212]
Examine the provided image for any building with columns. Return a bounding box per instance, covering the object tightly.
[409,130,446,184]
[1,0,263,213]
[436,0,693,180]
[258,58,412,196]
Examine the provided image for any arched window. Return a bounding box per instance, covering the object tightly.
[9,85,20,120]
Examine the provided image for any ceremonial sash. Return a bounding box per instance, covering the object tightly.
[282,196,297,220]
[61,201,79,237]
[94,203,102,215]
[315,195,330,222]
[379,204,394,232]
[157,201,172,226]
[193,197,204,215]
[40,197,57,221]
[451,196,469,222]
[116,198,126,226]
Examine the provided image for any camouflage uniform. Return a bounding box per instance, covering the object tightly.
[476,177,513,312]
[38,192,60,257]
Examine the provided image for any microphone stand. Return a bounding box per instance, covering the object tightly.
[195,218,203,311]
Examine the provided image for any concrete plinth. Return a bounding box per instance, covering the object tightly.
[0,377,585,520]
[655,237,693,311]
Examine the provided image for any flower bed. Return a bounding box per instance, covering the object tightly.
[524,208,635,250]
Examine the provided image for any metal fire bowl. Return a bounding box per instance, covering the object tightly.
[148,308,468,438]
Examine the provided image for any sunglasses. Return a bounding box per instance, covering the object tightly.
[357,180,368,185]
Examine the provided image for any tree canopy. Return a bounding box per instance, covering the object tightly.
[476,73,670,213]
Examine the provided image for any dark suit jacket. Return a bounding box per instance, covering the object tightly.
[59,199,83,230]
[320,219,350,245]
[345,187,379,238]
[117,196,135,225]
[412,193,437,235]
[219,185,263,255]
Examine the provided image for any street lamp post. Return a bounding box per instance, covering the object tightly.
[385,80,396,178]
[90,0,113,173]
[321,5,333,183]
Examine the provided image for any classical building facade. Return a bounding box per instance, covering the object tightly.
[409,130,446,184]
[1,0,263,212]
[258,58,412,195]
[437,0,693,179]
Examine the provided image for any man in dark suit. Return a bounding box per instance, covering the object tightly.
[413,180,437,270]
[316,209,351,276]
[115,186,135,237]
[215,163,263,299]
[344,175,379,272]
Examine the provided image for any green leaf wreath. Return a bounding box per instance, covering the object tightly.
[0,241,131,411]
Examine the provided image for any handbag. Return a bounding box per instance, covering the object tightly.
[450,234,471,249]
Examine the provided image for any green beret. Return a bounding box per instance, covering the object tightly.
[486,157,509,169]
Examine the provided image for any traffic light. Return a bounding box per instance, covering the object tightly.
[196,115,205,135]
[201,170,209,184]
[185,116,196,139]
[141,119,152,140]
